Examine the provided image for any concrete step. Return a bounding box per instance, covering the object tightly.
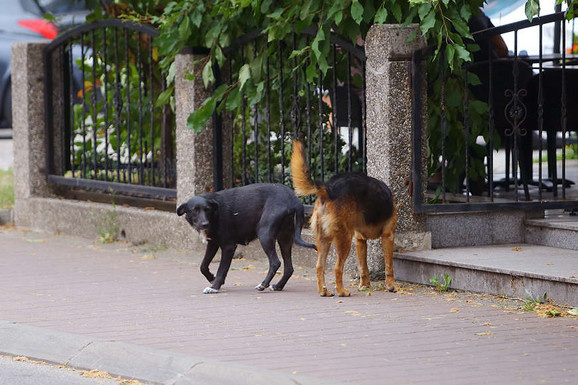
[394,244,578,307]
[525,215,578,251]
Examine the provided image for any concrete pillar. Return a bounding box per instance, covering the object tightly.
[11,42,51,226]
[174,49,215,204]
[365,24,431,253]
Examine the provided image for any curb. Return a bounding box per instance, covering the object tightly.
[0,321,345,385]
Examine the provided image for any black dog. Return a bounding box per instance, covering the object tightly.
[177,183,316,294]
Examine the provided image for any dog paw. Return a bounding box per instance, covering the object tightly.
[386,285,396,293]
[337,288,351,297]
[269,284,283,291]
[203,287,219,294]
[255,283,269,291]
[319,287,334,297]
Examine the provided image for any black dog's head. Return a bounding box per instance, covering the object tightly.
[177,196,218,232]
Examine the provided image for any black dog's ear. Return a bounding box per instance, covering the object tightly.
[176,203,188,216]
[208,199,218,210]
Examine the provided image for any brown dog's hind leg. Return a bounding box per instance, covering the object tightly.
[381,210,397,292]
[355,238,370,290]
[334,235,353,297]
[316,238,333,297]
[381,232,395,292]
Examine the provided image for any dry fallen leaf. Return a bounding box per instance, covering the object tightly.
[80,369,113,379]
[512,247,522,252]
[450,308,459,313]
[475,331,494,337]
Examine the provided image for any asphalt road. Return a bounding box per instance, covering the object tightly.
[0,356,131,385]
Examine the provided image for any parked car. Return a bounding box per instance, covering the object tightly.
[0,0,89,129]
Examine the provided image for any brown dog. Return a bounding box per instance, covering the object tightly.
[290,140,397,297]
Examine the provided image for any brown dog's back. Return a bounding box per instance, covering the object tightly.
[290,141,394,239]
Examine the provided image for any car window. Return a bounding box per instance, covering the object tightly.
[14,0,43,16]
[37,0,88,14]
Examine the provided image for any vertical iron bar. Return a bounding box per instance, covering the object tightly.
[538,24,544,201]
[464,67,470,202]
[332,44,338,173]
[103,28,110,181]
[125,29,131,184]
[561,19,567,199]
[158,76,166,187]
[488,38,494,201]
[278,43,286,184]
[137,32,144,185]
[241,50,247,186]
[68,42,76,179]
[59,45,66,175]
[229,57,234,187]
[361,60,367,174]
[149,35,154,186]
[80,33,87,179]
[305,40,312,203]
[265,43,271,183]
[440,57,447,203]
[265,42,271,183]
[254,40,259,183]
[347,52,353,172]
[212,63,223,191]
[114,27,121,183]
[513,30,520,201]
[91,30,98,179]
[318,68,324,181]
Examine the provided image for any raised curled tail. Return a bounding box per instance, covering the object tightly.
[293,203,316,250]
[291,140,319,197]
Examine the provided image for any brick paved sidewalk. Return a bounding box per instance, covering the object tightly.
[0,227,577,385]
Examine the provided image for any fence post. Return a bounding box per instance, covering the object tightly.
[174,48,215,205]
[365,24,431,253]
[11,42,51,226]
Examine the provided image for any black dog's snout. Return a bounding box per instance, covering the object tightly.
[198,221,209,230]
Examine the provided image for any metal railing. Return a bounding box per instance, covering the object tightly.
[412,10,578,213]
[214,28,367,194]
[43,20,176,202]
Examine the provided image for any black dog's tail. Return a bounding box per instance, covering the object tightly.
[294,203,316,250]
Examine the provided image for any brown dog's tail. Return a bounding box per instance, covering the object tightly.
[291,140,323,197]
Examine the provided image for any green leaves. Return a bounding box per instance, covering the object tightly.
[351,0,364,24]
[187,96,216,132]
[525,0,541,22]
[239,64,251,90]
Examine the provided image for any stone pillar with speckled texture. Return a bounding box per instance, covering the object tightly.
[174,50,216,205]
[365,24,431,252]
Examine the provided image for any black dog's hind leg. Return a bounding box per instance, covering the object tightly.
[255,228,282,291]
[200,241,219,284]
[271,230,294,291]
[203,244,236,294]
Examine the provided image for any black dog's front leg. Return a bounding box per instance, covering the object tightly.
[200,241,219,284]
[203,244,236,294]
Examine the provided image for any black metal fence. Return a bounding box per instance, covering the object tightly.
[43,20,176,202]
[214,28,367,193]
[412,10,578,213]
